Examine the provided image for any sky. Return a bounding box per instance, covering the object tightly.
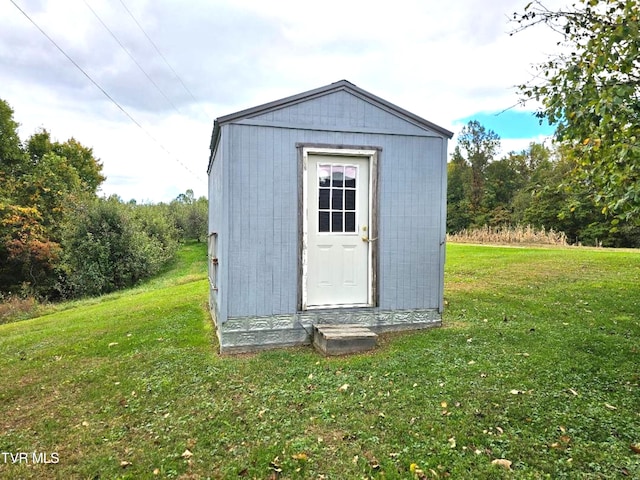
[1,0,565,203]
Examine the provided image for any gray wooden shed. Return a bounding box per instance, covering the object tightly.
[207,80,452,353]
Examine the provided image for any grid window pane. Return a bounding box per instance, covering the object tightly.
[344,167,356,188]
[345,190,356,210]
[319,165,331,187]
[332,166,344,187]
[319,188,330,209]
[319,211,330,232]
[331,212,343,232]
[316,163,358,234]
[331,189,343,210]
[345,212,356,232]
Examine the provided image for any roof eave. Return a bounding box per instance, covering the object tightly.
[207,119,220,174]
[213,80,453,139]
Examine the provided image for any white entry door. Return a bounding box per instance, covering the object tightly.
[304,152,372,309]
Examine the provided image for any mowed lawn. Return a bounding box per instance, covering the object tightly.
[0,243,638,479]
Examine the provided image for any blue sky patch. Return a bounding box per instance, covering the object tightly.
[454,110,556,139]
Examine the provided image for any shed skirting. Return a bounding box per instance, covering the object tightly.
[216,309,441,353]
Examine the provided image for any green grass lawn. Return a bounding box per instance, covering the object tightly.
[0,243,638,479]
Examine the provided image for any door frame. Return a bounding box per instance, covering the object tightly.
[297,144,379,311]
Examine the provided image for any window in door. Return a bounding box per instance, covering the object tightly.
[317,164,358,233]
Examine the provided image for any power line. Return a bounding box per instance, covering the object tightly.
[83,0,183,115]
[8,0,204,181]
[117,0,204,110]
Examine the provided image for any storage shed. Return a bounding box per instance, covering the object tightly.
[207,80,453,353]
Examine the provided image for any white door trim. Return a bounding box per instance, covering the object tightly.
[301,147,378,310]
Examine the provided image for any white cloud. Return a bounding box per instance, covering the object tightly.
[1,0,567,202]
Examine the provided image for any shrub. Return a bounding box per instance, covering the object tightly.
[0,293,39,324]
[57,196,178,298]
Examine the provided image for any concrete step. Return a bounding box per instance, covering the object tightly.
[313,324,378,356]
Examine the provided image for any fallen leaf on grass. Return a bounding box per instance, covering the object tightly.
[181,449,193,459]
[491,458,512,470]
[153,468,160,475]
[120,461,132,468]
[510,389,525,395]
[568,388,579,396]
[338,383,349,392]
[605,403,617,410]
[108,342,118,347]
[410,463,428,479]
[363,451,380,470]
[292,452,308,461]
[270,456,282,473]
[631,444,640,454]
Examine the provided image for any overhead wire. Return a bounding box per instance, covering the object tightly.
[82,0,184,115]
[117,0,209,116]
[8,0,204,182]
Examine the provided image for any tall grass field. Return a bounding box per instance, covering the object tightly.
[0,242,638,479]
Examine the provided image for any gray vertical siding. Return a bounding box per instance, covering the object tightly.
[210,88,449,327]
[222,124,446,319]
[208,126,229,325]
[249,90,432,136]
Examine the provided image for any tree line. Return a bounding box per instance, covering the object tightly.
[448,120,640,247]
[0,98,207,301]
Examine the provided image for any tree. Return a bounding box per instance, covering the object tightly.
[0,99,26,172]
[483,157,527,224]
[169,189,208,242]
[514,0,640,222]
[454,120,501,213]
[27,129,105,194]
[446,150,473,232]
[17,152,82,237]
[0,99,27,201]
[0,204,61,295]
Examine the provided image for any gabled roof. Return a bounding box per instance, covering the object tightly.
[209,80,453,168]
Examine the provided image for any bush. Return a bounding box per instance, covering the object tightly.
[0,293,39,324]
[57,196,178,298]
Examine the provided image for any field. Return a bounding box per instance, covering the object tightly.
[0,242,638,479]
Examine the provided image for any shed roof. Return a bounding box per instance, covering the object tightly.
[208,80,453,170]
